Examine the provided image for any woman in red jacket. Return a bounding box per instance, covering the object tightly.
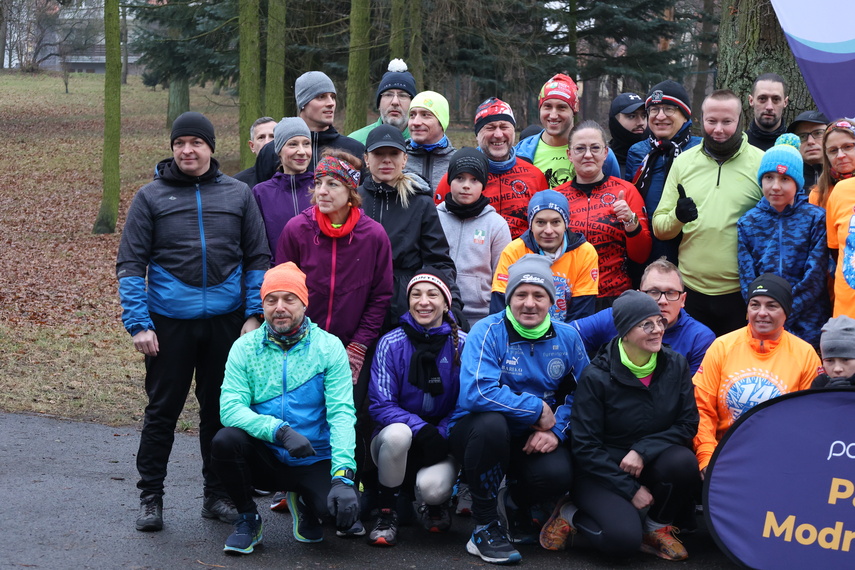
[555,121,652,309]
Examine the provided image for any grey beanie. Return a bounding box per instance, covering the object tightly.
[820,315,855,359]
[505,254,556,305]
[274,117,311,155]
[612,290,663,339]
[295,71,336,111]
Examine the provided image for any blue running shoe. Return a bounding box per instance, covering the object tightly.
[223,513,263,555]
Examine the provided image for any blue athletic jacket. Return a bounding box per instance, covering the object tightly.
[116,158,270,335]
[449,311,590,441]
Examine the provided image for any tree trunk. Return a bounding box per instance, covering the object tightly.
[718,0,813,125]
[408,0,424,89]
[390,0,406,59]
[121,6,128,85]
[239,0,262,169]
[93,0,121,235]
[691,0,717,120]
[344,0,371,135]
[265,0,287,120]
[0,3,6,70]
[167,77,189,128]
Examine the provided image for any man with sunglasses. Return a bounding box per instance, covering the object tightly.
[786,110,828,191]
[571,257,715,374]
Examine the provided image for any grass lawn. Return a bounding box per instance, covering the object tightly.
[0,70,475,429]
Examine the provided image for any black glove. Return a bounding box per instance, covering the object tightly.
[275,425,316,458]
[327,478,359,530]
[675,184,698,223]
[412,424,450,466]
[827,376,855,388]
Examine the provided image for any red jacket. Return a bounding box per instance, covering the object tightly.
[434,160,548,239]
[555,176,651,297]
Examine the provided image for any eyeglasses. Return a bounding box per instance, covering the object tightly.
[380,91,412,101]
[826,142,855,156]
[641,289,684,301]
[637,317,668,334]
[570,144,604,156]
[648,105,679,118]
[796,128,825,142]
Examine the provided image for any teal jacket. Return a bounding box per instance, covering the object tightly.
[219,319,356,475]
[348,118,410,145]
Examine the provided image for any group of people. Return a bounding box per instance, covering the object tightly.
[116,61,855,566]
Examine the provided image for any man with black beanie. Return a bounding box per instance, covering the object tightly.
[349,59,417,144]
[608,92,647,177]
[117,111,271,532]
[652,90,764,337]
[433,97,548,239]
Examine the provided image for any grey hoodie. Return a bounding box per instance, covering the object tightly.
[437,202,511,324]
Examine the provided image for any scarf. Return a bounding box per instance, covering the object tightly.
[486,147,518,174]
[505,306,551,340]
[608,115,646,168]
[703,130,743,162]
[401,321,449,396]
[830,168,855,184]
[265,317,310,350]
[632,122,693,199]
[747,120,787,149]
[618,338,658,378]
[316,205,360,238]
[409,135,450,153]
[444,192,490,220]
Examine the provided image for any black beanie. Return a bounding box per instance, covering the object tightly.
[612,290,663,339]
[645,80,692,121]
[447,147,489,188]
[171,111,216,152]
[747,273,793,317]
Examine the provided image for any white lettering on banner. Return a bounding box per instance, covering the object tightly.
[827,441,855,461]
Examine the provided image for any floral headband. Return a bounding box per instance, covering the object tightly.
[315,156,361,190]
[825,119,855,138]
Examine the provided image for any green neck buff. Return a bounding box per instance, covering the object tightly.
[618,338,657,378]
[505,306,551,339]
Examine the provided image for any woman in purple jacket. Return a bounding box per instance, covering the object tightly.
[277,150,394,385]
[366,269,466,547]
[253,117,315,258]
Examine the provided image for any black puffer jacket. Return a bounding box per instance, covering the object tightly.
[571,338,698,501]
[358,173,459,329]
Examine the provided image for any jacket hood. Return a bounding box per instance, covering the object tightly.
[154,157,222,186]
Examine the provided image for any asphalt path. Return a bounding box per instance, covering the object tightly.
[0,412,738,569]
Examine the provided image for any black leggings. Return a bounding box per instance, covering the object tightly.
[684,287,746,338]
[573,445,699,558]
[449,412,573,525]
[210,426,331,517]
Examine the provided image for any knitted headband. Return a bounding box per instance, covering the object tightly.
[315,156,361,190]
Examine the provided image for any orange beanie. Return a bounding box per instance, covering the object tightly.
[260,262,309,306]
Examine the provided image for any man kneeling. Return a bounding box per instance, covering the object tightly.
[449,254,590,564]
[211,262,360,554]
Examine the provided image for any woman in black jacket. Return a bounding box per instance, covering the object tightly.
[540,290,699,561]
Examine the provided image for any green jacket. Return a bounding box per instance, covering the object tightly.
[348,118,410,145]
[652,134,764,295]
[219,319,356,474]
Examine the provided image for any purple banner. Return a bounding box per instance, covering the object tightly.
[705,389,855,569]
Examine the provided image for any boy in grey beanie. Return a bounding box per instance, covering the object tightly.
[812,315,855,388]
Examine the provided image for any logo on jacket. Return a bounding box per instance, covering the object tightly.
[723,371,785,421]
[547,358,566,380]
[474,229,486,244]
[590,268,599,281]
[510,179,529,195]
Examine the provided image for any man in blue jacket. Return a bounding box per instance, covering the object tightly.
[449,254,590,565]
[571,257,715,374]
[116,111,270,532]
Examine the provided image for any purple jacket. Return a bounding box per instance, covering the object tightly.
[253,170,314,258]
[369,312,466,439]
[277,206,393,348]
